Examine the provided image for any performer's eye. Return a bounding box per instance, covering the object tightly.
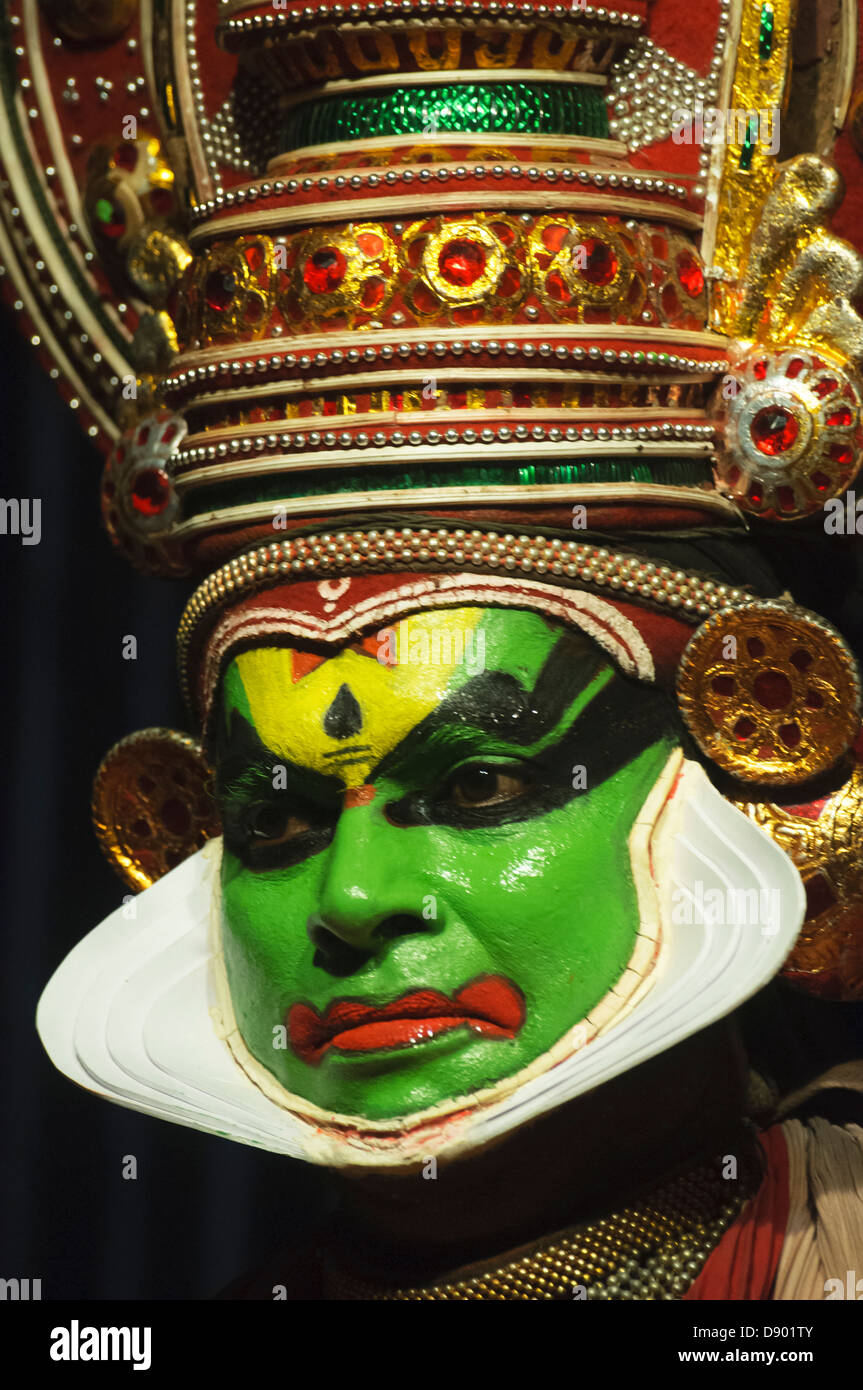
[245,803,316,846]
[441,762,536,809]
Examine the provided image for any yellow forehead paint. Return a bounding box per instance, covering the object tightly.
[234,607,484,788]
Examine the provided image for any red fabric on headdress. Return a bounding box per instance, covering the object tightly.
[191,568,697,728]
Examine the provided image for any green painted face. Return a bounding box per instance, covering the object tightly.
[213,606,678,1122]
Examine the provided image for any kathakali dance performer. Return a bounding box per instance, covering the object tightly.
[3,0,863,1298]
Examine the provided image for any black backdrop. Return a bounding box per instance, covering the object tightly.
[1,306,861,1300]
[0,309,333,1299]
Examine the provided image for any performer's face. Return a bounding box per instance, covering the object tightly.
[213,606,677,1121]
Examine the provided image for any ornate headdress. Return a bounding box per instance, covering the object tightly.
[6,0,863,1161]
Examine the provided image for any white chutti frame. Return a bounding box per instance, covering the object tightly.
[37,756,805,1169]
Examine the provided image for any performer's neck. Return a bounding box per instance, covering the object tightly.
[332,1020,751,1271]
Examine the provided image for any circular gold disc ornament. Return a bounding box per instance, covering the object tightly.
[676,602,862,785]
[92,729,220,891]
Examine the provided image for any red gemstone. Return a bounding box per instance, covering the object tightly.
[130,468,172,516]
[750,405,799,455]
[813,378,838,399]
[204,268,237,312]
[112,144,138,171]
[676,251,704,298]
[356,231,384,257]
[438,238,487,287]
[826,406,853,427]
[830,444,853,465]
[303,247,347,293]
[244,243,265,273]
[578,238,618,287]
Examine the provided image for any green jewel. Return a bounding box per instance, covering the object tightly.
[738,114,758,170]
[758,2,774,60]
[279,80,610,151]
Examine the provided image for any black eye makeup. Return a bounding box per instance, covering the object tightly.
[223,796,338,870]
[384,754,560,830]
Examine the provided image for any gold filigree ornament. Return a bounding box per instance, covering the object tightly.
[734,750,863,1000]
[709,157,863,519]
[92,730,220,892]
[676,602,862,786]
[101,413,189,576]
[530,216,635,320]
[286,224,397,323]
[420,220,508,303]
[184,236,276,346]
[85,135,192,337]
[711,348,863,520]
[403,215,525,320]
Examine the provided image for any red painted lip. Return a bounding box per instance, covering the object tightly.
[287,975,525,1066]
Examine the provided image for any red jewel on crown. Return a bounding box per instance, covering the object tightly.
[303,247,347,293]
[438,238,487,288]
[130,468,173,517]
[578,238,618,287]
[750,405,800,455]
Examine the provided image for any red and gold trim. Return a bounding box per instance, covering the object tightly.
[174,213,708,348]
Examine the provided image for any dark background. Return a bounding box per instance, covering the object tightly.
[0,309,334,1299]
[0,306,861,1299]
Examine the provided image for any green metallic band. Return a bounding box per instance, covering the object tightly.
[279,81,610,150]
[182,457,711,519]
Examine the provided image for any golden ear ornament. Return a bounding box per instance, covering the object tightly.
[92,729,220,892]
[733,748,863,1001]
[676,602,862,786]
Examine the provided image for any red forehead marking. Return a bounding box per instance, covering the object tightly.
[343,785,376,809]
[290,635,388,684]
[291,649,326,683]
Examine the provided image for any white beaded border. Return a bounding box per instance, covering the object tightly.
[191,164,690,225]
[177,526,751,702]
[164,342,727,396]
[219,3,645,39]
[174,419,716,471]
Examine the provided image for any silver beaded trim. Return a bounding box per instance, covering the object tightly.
[220,3,645,41]
[164,343,728,396]
[177,527,753,697]
[608,0,731,193]
[190,165,689,225]
[174,421,716,470]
